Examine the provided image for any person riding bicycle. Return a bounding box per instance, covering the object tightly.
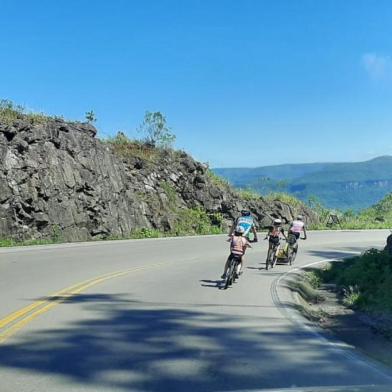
[229,210,258,243]
[287,215,307,256]
[289,215,307,241]
[221,226,251,279]
[265,218,286,259]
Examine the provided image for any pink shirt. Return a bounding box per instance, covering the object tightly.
[291,220,304,233]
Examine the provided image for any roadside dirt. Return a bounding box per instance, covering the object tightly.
[294,275,392,368]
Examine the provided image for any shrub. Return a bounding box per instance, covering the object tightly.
[130,228,162,239]
[138,111,176,148]
[85,110,97,123]
[171,208,224,236]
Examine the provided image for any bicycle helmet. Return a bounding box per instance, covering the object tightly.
[273,218,282,225]
[235,226,245,235]
[296,215,303,221]
[241,210,251,216]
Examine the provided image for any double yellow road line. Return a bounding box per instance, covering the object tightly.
[0,261,169,344]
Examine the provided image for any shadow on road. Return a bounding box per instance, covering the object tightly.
[199,279,222,288]
[306,247,365,261]
[0,292,389,391]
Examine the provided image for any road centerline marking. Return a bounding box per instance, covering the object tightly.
[0,260,174,344]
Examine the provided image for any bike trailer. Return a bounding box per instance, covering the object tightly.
[276,244,289,259]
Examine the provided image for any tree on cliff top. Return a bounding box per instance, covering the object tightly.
[138,111,176,148]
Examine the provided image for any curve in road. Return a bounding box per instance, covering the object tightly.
[0,230,391,391]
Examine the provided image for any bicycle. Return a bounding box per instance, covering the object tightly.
[223,254,242,289]
[286,233,298,266]
[265,239,279,270]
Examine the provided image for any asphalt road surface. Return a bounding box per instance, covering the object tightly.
[1,230,392,392]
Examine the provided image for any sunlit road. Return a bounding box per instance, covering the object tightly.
[1,231,392,391]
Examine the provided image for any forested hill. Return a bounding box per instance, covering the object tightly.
[214,156,392,211]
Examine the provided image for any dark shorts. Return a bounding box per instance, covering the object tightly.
[228,253,243,262]
[291,232,300,239]
[287,233,298,245]
[269,236,280,245]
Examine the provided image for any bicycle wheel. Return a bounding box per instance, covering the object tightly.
[224,262,235,289]
[288,248,293,265]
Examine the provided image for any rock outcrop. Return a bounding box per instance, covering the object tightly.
[0,118,317,241]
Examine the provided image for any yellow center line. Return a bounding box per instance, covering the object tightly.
[0,261,172,344]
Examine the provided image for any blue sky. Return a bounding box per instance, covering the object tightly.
[1,0,392,167]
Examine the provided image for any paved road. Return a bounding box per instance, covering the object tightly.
[0,230,392,391]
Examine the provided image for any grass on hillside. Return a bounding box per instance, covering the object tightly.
[318,249,392,315]
[264,192,304,207]
[236,188,262,201]
[0,99,54,126]
[206,169,231,189]
[104,132,163,162]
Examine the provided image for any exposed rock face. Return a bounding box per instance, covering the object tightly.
[0,118,318,241]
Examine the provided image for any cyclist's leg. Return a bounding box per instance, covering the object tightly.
[237,255,244,275]
[222,254,233,278]
[266,241,273,261]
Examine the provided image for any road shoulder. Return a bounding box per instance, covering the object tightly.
[278,261,392,369]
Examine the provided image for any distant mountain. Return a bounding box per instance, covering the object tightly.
[213,156,392,211]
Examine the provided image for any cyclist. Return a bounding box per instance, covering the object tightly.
[287,215,307,255]
[289,215,307,241]
[221,226,252,279]
[229,210,258,243]
[265,218,286,262]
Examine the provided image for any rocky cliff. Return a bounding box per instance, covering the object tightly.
[0,117,317,241]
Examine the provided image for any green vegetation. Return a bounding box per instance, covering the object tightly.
[0,99,52,126]
[138,111,176,148]
[171,208,224,236]
[309,194,392,230]
[288,271,325,305]
[304,270,321,290]
[85,110,97,123]
[111,209,224,239]
[265,192,304,207]
[0,225,64,247]
[0,208,224,247]
[318,249,392,314]
[236,188,261,201]
[160,181,177,204]
[105,131,162,161]
[129,228,162,239]
[206,169,230,189]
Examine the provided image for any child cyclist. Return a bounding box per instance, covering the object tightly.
[221,226,252,279]
[264,218,286,262]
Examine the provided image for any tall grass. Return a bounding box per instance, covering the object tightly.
[320,249,392,314]
[206,169,231,189]
[104,132,163,162]
[236,188,262,201]
[0,99,52,126]
[265,192,304,207]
